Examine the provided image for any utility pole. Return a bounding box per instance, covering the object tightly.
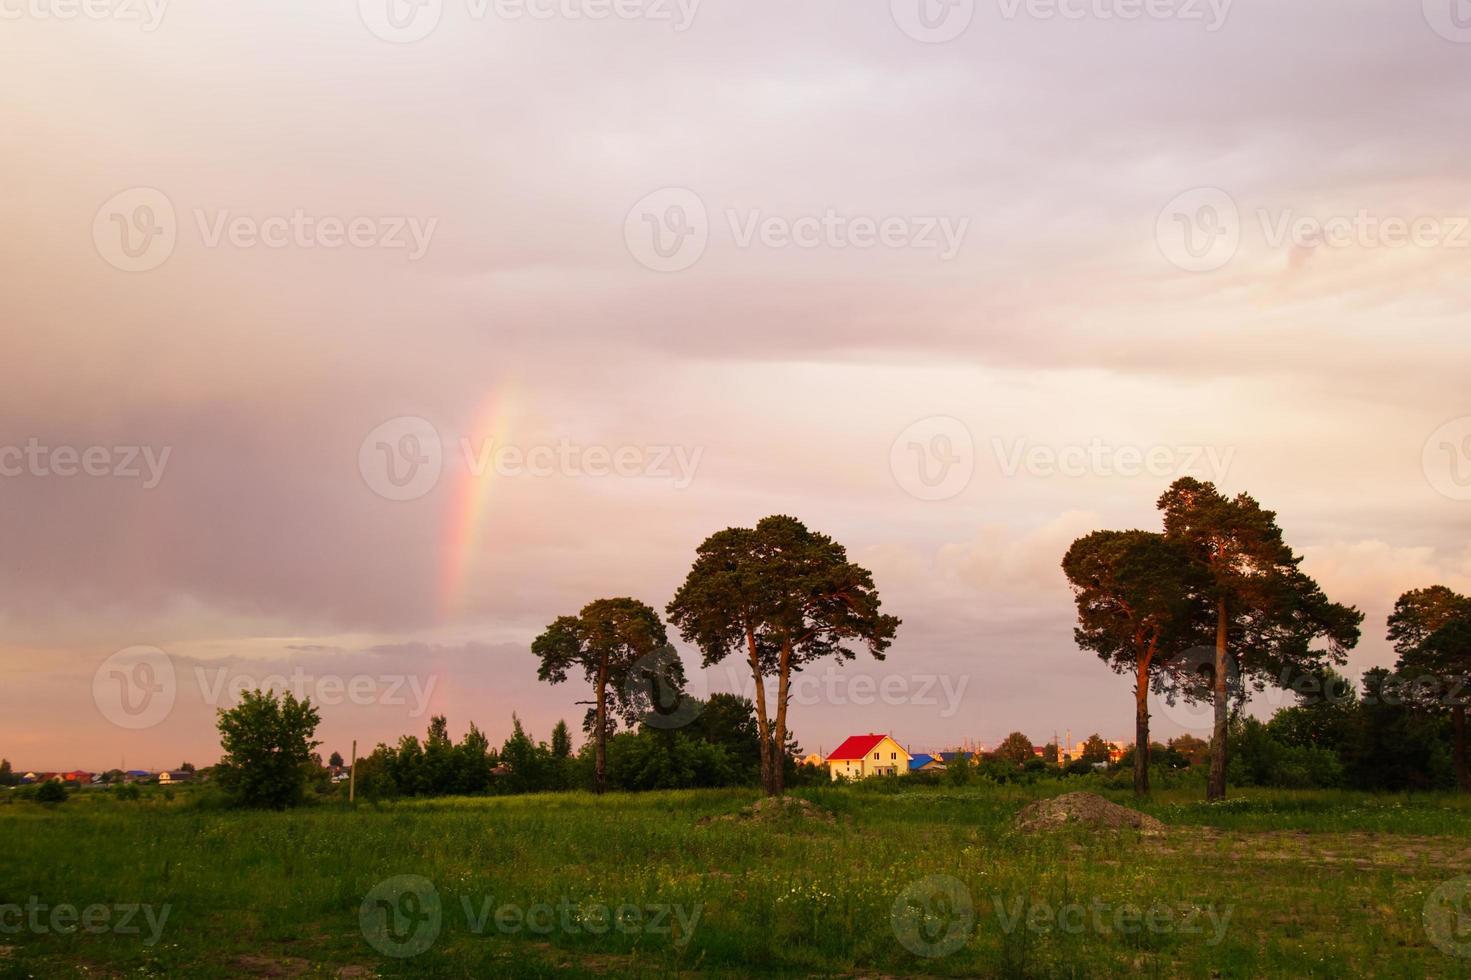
[348,739,357,804]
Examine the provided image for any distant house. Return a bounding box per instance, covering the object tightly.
[937,751,974,766]
[60,771,93,785]
[159,770,194,784]
[825,734,910,780]
[908,753,944,773]
[800,752,825,768]
[124,770,154,783]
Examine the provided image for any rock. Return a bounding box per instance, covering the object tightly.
[1013,792,1165,835]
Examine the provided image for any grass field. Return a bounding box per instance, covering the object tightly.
[4,781,1471,978]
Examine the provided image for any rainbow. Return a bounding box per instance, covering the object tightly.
[439,389,518,619]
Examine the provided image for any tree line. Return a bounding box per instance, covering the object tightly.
[1063,477,1470,798]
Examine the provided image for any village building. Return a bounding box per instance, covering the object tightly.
[825,733,910,780]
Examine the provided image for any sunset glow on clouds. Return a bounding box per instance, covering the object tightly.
[2,0,1469,768]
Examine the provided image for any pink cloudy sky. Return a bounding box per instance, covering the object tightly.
[2,0,1470,770]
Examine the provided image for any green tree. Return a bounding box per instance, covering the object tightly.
[1157,478,1362,800]
[550,720,573,760]
[36,779,67,804]
[1388,587,1471,792]
[945,751,973,786]
[995,732,1035,766]
[214,689,322,809]
[533,598,675,795]
[1063,528,1209,795]
[667,515,900,796]
[690,693,764,783]
[0,759,14,787]
[328,751,344,769]
[1079,734,1111,764]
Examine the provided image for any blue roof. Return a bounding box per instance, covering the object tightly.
[909,754,935,770]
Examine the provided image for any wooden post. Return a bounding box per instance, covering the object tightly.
[348,739,357,804]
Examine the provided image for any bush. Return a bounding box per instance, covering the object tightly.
[36,779,67,804]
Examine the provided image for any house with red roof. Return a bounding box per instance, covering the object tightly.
[825,733,910,781]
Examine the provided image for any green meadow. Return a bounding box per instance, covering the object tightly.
[3,782,1471,978]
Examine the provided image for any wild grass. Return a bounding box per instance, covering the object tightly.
[2,781,1470,978]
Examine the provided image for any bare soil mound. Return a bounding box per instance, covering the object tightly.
[699,796,836,826]
[1014,792,1165,835]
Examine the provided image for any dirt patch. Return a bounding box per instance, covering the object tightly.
[699,796,836,826]
[1014,792,1165,836]
[231,955,312,977]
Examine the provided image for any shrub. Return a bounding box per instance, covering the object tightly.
[36,779,67,804]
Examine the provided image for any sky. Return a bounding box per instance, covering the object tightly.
[2,0,1470,770]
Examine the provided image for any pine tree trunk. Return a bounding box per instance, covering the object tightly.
[594,663,608,796]
[746,629,776,796]
[1454,704,1469,794]
[770,641,792,798]
[1207,597,1229,802]
[1134,659,1150,798]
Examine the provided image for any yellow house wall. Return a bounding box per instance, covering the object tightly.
[827,736,910,780]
